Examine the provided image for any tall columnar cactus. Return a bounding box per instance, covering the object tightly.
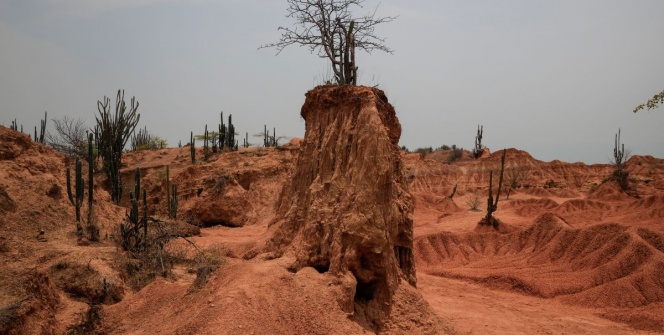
[10,119,18,131]
[66,157,84,236]
[483,149,506,229]
[613,128,629,190]
[166,166,178,219]
[203,125,210,160]
[473,125,483,159]
[120,168,148,251]
[86,132,99,241]
[190,131,196,164]
[226,114,235,150]
[614,128,625,171]
[37,111,47,144]
[96,90,140,204]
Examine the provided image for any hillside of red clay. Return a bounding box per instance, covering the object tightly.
[2,87,664,334]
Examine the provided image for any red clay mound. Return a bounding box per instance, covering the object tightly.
[521,187,580,198]
[588,181,633,201]
[415,213,664,309]
[620,195,664,225]
[503,198,560,217]
[553,199,614,225]
[413,193,462,224]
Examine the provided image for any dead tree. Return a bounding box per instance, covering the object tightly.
[260,0,395,85]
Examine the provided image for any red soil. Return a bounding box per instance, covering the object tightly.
[1,88,664,334]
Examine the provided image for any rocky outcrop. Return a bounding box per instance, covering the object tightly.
[262,86,416,328]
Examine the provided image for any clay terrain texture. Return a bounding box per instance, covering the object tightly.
[1,85,664,334]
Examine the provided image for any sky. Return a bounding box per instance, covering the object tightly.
[1,0,663,164]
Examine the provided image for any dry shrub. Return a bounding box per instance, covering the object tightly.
[49,261,123,304]
[188,243,227,291]
[65,304,103,335]
[465,192,482,211]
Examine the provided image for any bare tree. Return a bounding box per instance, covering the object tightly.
[260,0,396,85]
[47,115,88,159]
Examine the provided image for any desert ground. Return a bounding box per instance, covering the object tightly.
[1,86,663,334]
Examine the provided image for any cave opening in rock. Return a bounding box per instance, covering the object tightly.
[354,279,378,303]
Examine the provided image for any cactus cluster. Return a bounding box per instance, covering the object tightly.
[120,168,148,252]
[33,111,47,144]
[263,125,279,147]
[218,112,237,151]
[96,90,140,204]
[10,119,22,132]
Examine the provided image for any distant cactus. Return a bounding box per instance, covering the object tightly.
[120,168,148,251]
[33,111,47,144]
[481,149,506,229]
[87,133,99,241]
[66,157,84,237]
[612,128,630,191]
[473,125,483,159]
[190,131,196,164]
[166,166,178,219]
[448,183,457,199]
[203,125,210,160]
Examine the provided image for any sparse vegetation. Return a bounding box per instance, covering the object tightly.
[131,126,166,151]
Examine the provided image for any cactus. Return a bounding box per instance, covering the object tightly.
[612,128,630,190]
[86,132,99,241]
[66,157,84,236]
[473,125,483,159]
[614,128,625,170]
[482,149,506,229]
[37,111,47,144]
[120,168,148,251]
[203,125,210,160]
[263,125,279,147]
[448,183,457,199]
[96,90,140,204]
[166,166,178,219]
[190,131,196,164]
[10,119,18,131]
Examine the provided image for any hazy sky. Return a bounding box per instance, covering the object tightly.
[1,0,663,163]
